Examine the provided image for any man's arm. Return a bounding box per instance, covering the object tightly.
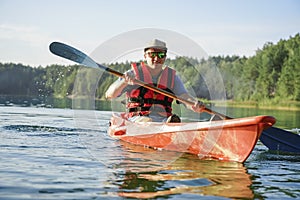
[105,78,128,99]
[173,75,205,112]
[105,70,135,99]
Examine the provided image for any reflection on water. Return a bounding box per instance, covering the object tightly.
[111,142,254,199]
[246,144,300,199]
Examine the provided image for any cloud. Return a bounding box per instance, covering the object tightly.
[0,23,51,46]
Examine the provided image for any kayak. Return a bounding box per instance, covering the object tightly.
[108,113,276,162]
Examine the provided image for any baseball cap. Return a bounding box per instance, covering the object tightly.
[144,39,168,52]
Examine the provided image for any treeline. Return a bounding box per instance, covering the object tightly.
[217,33,300,102]
[0,33,299,102]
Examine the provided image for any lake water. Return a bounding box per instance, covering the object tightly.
[0,106,299,199]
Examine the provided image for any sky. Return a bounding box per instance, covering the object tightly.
[0,0,299,67]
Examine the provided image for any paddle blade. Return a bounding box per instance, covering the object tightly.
[49,42,99,68]
[260,127,300,153]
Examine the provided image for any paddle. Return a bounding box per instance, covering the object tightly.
[49,41,297,152]
[49,41,227,119]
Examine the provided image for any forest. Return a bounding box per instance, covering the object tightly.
[0,33,299,106]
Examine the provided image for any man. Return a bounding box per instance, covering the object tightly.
[105,39,205,122]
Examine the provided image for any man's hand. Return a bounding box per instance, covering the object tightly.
[123,71,135,85]
[191,100,206,112]
[178,93,206,113]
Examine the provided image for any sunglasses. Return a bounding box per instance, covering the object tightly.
[147,52,166,59]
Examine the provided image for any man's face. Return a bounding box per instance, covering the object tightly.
[144,48,167,69]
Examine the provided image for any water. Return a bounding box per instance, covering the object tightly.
[0,106,299,199]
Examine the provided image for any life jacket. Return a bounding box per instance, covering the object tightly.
[126,62,176,118]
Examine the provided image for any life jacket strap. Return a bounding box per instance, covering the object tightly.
[127,106,172,113]
[127,97,172,107]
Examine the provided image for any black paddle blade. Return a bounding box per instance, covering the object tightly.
[260,127,300,153]
[49,42,98,68]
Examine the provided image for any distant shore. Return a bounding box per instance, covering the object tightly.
[211,100,300,111]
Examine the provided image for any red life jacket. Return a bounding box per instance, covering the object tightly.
[126,62,176,118]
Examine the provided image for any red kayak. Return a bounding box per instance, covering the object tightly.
[108,113,276,162]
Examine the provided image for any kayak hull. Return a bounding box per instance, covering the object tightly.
[108,114,276,162]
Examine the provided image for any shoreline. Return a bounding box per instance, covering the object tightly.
[1,94,300,111]
[209,100,300,111]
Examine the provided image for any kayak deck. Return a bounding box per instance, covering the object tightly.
[108,113,276,162]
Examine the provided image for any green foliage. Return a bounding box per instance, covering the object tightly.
[0,33,299,103]
[0,63,43,96]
